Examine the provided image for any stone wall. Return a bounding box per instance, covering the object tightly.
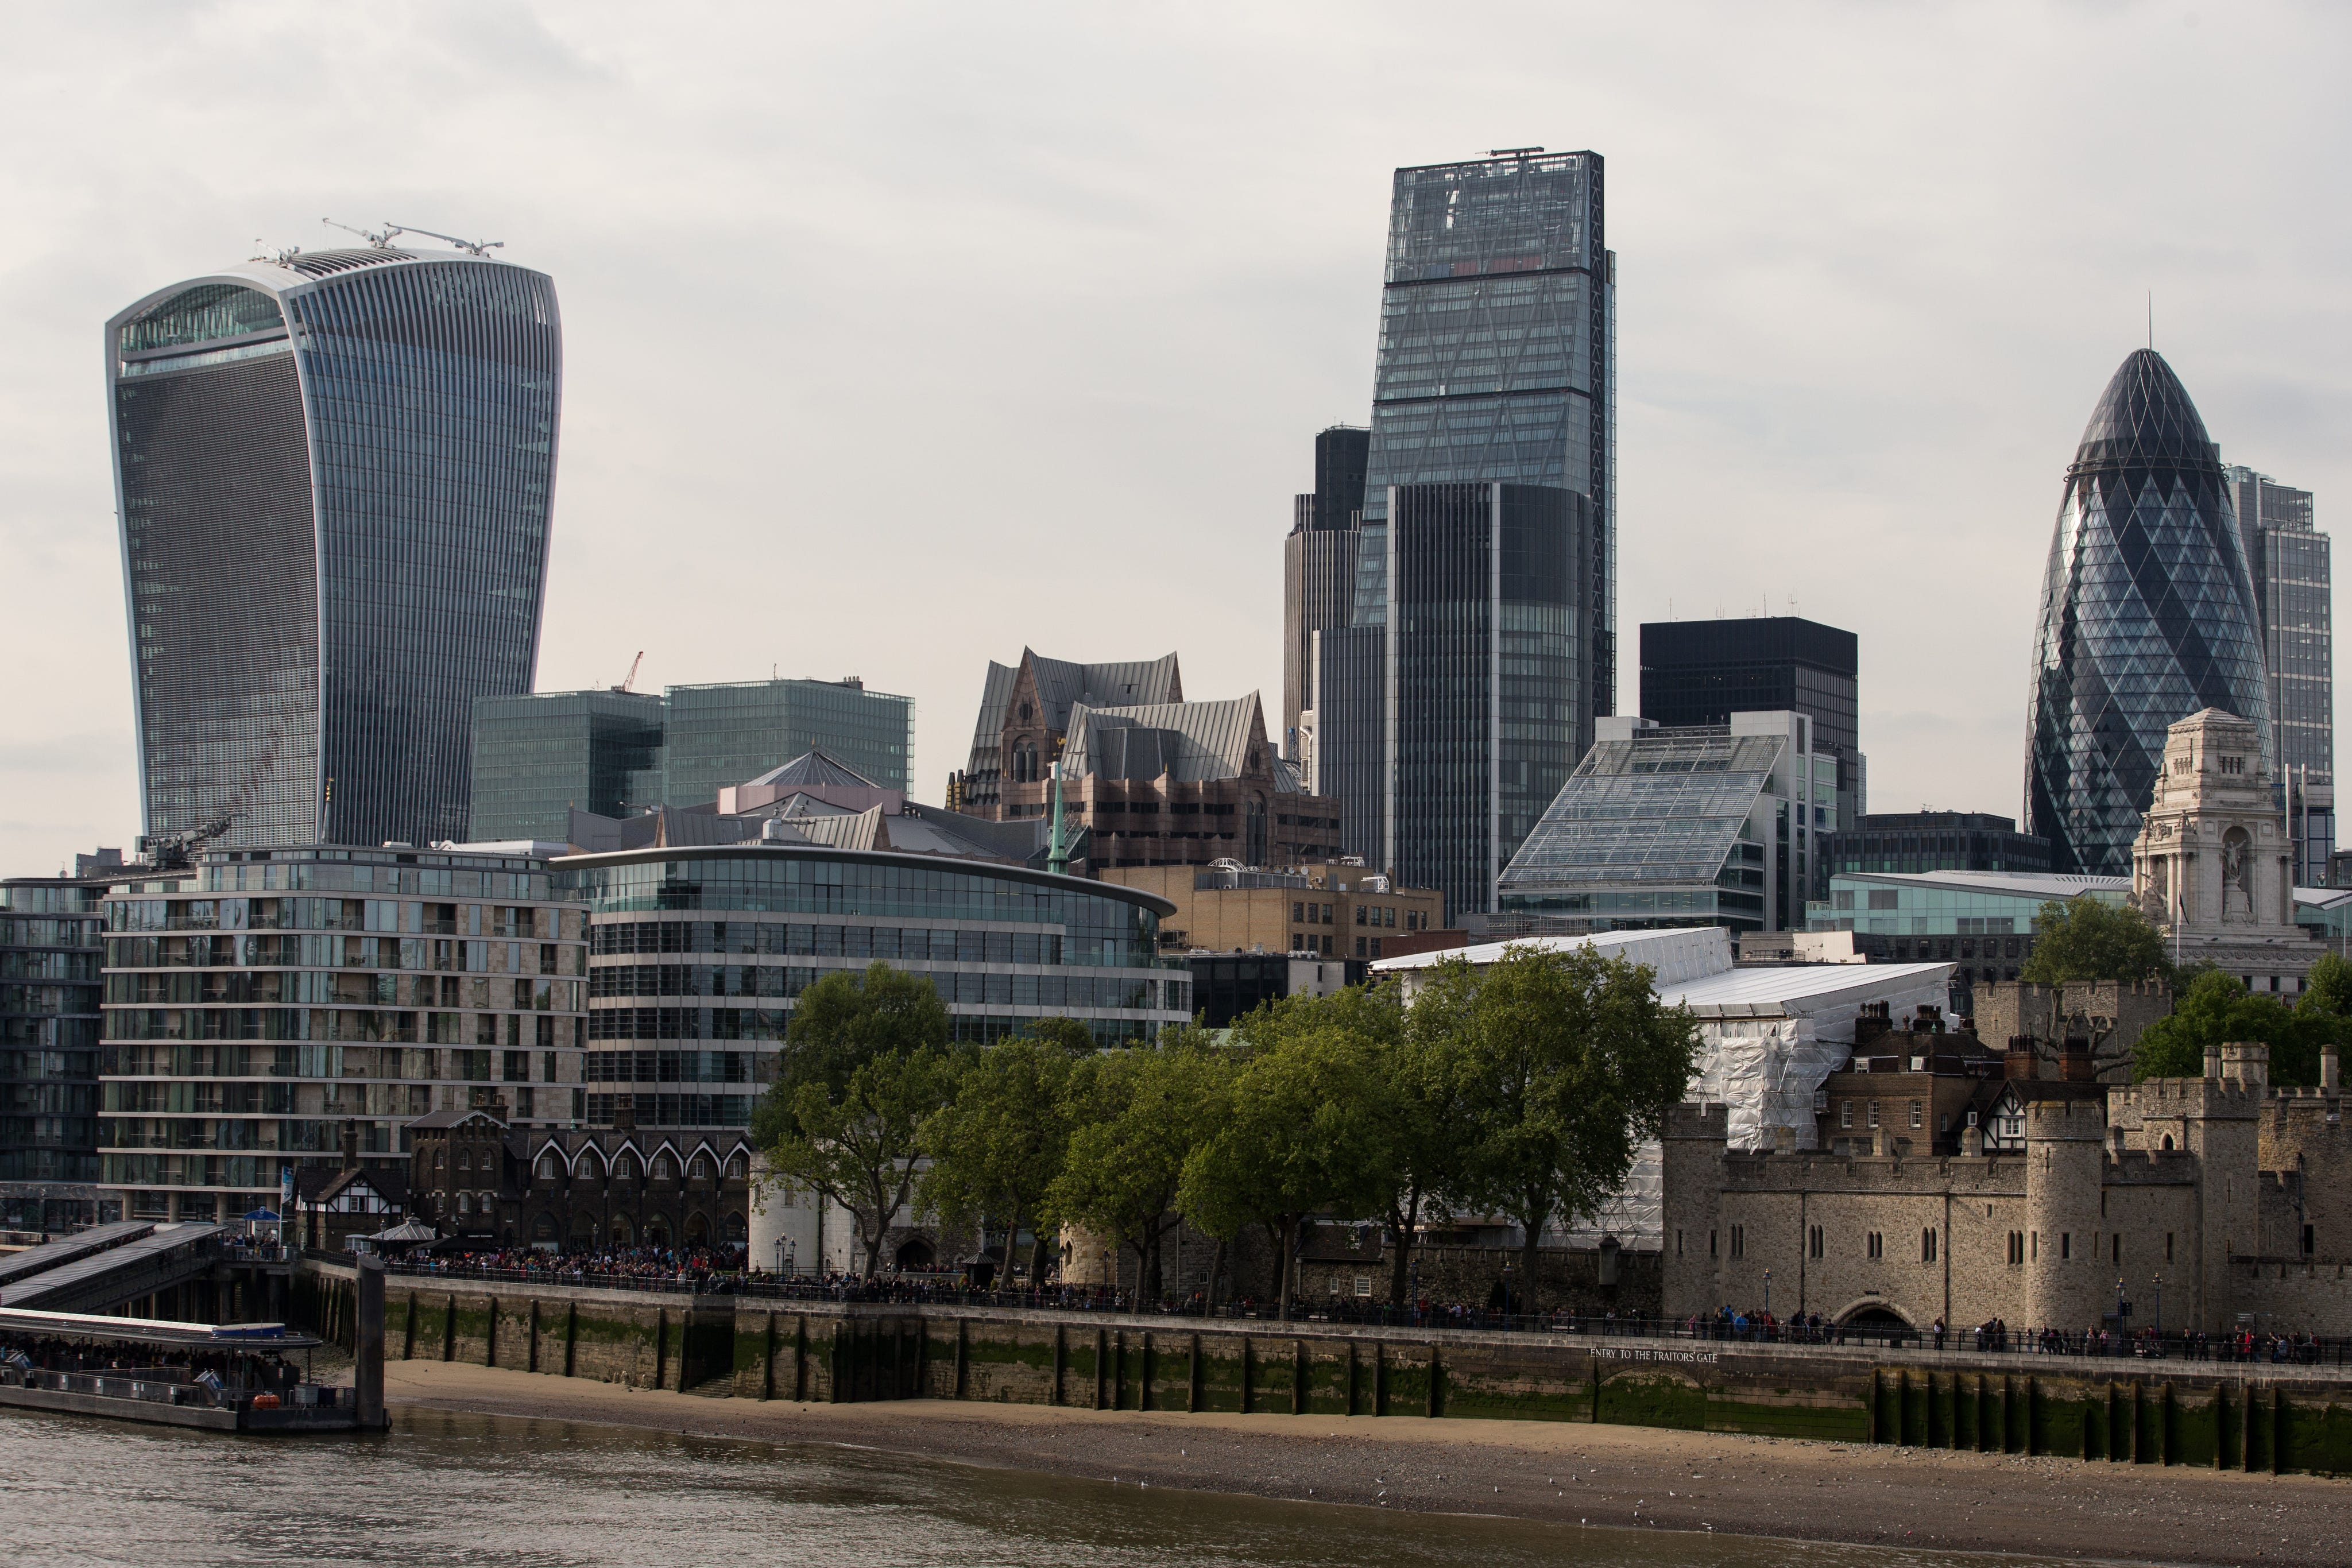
[298,1259,2352,1475]
[1974,980,2171,1082]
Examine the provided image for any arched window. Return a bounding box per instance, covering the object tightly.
[434,1148,446,1171]
[724,1155,746,1179]
[457,1193,473,1217]
[690,1155,710,1180]
[537,1155,558,1180]
[457,1150,472,1174]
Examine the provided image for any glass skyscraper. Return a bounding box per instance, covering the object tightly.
[1385,482,1590,916]
[658,678,913,807]
[2227,465,2333,882]
[1313,149,1615,887]
[2025,350,2269,876]
[107,243,561,851]
[470,690,666,843]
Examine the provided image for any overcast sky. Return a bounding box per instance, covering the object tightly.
[1,1,2345,874]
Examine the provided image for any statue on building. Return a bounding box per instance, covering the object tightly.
[2128,708,2318,994]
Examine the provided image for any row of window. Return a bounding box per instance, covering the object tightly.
[1696,1226,2184,1267]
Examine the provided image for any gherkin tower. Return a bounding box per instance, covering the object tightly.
[2026,350,2269,876]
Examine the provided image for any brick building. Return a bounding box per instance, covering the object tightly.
[1102,863,1444,958]
[408,1104,754,1251]
[950,649,1343,874]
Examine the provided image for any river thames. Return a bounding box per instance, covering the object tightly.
[1,1406,2064,1567]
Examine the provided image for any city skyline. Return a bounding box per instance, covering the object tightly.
[0,7,2347,872]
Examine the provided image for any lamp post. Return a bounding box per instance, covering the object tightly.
[1500,1261,1514,1325]
[2116,1276,2127,1354]
[2153,1273,2162,1338]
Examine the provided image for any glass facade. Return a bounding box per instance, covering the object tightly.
[660,678,913,806]
[556,847,1192,1132]
[98,845,587,1221]
[1822,811,2052,877]
[2026,350,2270,876]
[1385,482,1588,915]
[2227,466,2333,882]
[1498,714,1821,933]
[470,690,665,842]
[109,248,560,851]
[1318,152,1616,874]
[0,878,111,1230]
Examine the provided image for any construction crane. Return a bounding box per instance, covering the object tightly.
[388,223,504,257]
[139,815,237,872]
[321,218,404,249]
[614,651,644,694]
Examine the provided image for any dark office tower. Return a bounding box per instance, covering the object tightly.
[2025,350,2269,876]
[1318,150,1614,870]
[1641,617,1865,840]
[1282,425,1370,760]
[107,243,561,851]
[1385,482,1591,917]
[469,689,665,842]
[2227,465,2333,882]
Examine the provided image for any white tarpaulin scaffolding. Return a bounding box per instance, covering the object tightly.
[1371,930,1953,1253]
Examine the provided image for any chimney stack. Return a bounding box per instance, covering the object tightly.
[2326,1045,2342,1094]
[2004,1036,2039,1080]
[2061,1037,2095,1083]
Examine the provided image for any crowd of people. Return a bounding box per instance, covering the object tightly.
[394,1242,750,1291]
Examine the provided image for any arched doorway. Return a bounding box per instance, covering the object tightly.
[684,1212,709,1245]
[643,1216,671,1249]
[722,1211,746,1244]
[895,1237,935,1272]
[609,1214,635,1246]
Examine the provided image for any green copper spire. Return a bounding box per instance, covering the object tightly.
[1046,760,1069,876]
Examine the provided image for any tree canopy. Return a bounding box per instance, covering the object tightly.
[2018,897,2170,986]
[2132,970,2322,1086]
[1044,1028,1226,1300]
[921,1032,1088,1283]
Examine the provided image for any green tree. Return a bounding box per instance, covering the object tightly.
[1020,1016,1101,1055]
[2132,970,2320,1086]
[2018,897,2170,985]
[921,1034,1086,1285]
[1433,945,1700,1283]
[751,963,956,1277]
[2299,952,2352,1020]
[1045,1029,1225,1303]
[1178,1006,1401,1321]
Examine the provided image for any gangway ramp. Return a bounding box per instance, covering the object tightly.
[0,1223,227,1313]
[0,1222,154,1288]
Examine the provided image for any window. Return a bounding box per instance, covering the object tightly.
[1867,1231,1883,1260]
[1909,1101,1922,1130]
[2222,755,2244,775]
[1355,905,1367,926]
[725,1155,746,1179]
[1709,1230,1718,1258]
[2061,1232,2071,1260]
[2007,1231,2025,1265]
[537,1155,556,1180]
[1867,1102,1880,1129]
[2305,1225,2317,1256]
[1355,936,1367,957]
[1293,902,1304,923]
[1938,1113,1949,1135]
[1922,1228,1937,1263]
[1808,1225,1823,1259]
[2112,1234,2121,1265]
[1839,1101,1853,1129]
[690,1155,710,1180]
[1730,1225,1745,1259]
[1868,889,1898,910]
[653,1155,675,1180]
[2165,1232,2175,1263]
[1354,1276,1372,1298]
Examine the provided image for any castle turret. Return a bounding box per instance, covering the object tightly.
[2022,1095,2108,1332]
[1662,1102,1730,1318]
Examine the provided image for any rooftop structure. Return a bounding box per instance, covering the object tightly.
[951,649,1181,816]
[1821,811,2051,878]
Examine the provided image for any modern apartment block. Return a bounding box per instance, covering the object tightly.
[1307,149,1616,880]
[0,869,121,1231]
[98,843,588,1224]
[1496,711,1830,934]
[106,241,561,851]
[2227,465,2334,883]
[1641,617,1866,847]
[468,677,912,843]
[2026,351,2269,876]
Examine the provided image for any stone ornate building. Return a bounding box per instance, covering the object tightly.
[2132,707,2320,993]
[1665,1039,2352,1335]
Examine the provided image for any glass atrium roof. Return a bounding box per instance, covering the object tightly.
[1499,731,1782,890]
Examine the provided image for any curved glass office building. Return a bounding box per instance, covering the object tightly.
[554,846,1192,1130]
[107,245,561,850]
[2026,350,2269,876]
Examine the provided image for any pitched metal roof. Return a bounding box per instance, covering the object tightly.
[741,749,879,789]
[966,649,1184,773]
[1061,695,1280,787]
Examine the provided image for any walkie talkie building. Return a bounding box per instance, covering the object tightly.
[106,243,561,850]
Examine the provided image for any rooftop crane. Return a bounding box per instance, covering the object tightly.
[388,223,504,257]
[321,218,405,249]
[614,651,644,694]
